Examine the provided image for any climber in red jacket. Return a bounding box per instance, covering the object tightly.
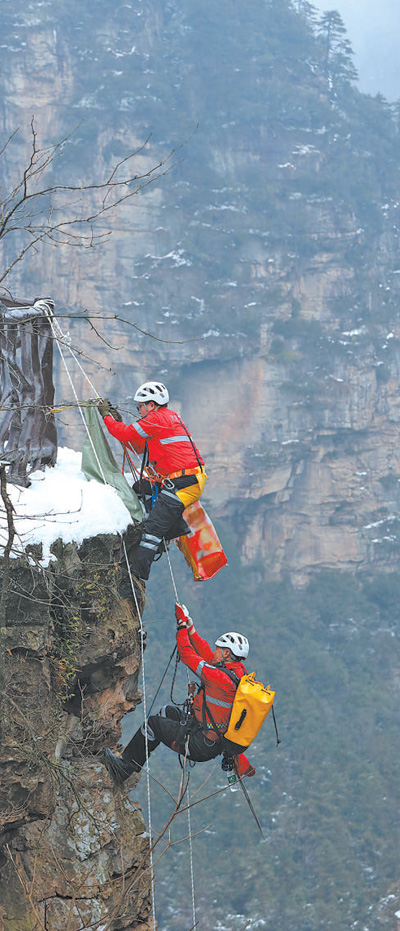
[98,381,207,582]
[103,604,255,784]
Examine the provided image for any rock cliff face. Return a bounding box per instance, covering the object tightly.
[0,534,151,931]
[2,1,400,585]
[1,3,400,930]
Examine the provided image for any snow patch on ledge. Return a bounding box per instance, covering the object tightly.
[0,447,132,566]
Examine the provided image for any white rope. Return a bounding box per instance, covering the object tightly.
[44,310,107,484]
[45,308,99,397]
[64,344,98,399]
[45,309,196,929]
[185,730,197,930]
[122,540,157,931]
[44,308,157,928]
[163,543,197,930]
[163,541,179,602]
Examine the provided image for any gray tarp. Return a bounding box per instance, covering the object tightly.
[81,404,143,523]
[0,297,57,486]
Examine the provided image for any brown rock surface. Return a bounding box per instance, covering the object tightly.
[0,533,152,931]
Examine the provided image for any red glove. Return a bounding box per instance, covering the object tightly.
[175,603,194,631]
[235,753,256,778]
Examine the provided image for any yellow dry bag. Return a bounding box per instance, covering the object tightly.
[224,672,275,748]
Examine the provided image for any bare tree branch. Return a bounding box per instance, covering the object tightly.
[0,117,198,284]
[0,465,15,559]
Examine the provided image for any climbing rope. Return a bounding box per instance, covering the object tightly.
[161,545,197,931]
[122,539,157,931]
[43,310,158,930]
[186,760,197,929]
[43,309,106,485]
[123,529,197,931]
[45,310,200,931]
[163,541,179,602]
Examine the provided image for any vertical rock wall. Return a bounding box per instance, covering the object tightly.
[0,534,151,931]
[2,0,400,587]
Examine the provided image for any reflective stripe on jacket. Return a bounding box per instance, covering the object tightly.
[104,406,204,477]
[176,628,247,740]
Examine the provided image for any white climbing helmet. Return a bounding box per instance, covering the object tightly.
[134,381,169,406]
[215,631,249,659]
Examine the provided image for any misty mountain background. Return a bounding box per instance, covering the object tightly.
[315,0,400,100]
[0,1,399,930]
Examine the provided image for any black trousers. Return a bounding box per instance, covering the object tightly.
[123,705,223,769]
[127,477,195,580]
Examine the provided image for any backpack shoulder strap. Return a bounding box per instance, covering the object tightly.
[216,662,241,687]
[200,663,240,734]
[178,416,204,473]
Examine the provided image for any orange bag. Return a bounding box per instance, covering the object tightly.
[175,501,227,581]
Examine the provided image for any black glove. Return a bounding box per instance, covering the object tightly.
[98,398,123,421]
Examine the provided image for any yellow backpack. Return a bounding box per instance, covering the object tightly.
[224,672,275,748]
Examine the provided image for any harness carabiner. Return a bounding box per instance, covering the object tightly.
[162,477,176,491]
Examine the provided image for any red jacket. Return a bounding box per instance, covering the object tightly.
[177,626,246,737]
[176,627,255,777]
[103,406,204,478]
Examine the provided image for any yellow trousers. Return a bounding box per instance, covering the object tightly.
[175,472,208,509]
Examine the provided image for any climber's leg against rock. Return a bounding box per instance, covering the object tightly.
[127,473,207,580]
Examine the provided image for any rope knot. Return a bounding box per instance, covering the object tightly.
[59,331,72,346]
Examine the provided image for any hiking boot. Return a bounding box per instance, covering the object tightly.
[103,748,141,786]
